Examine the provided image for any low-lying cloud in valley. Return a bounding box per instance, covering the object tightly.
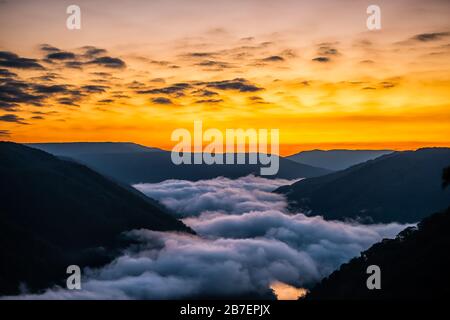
[134,176,292,217]
[8,176,411,299]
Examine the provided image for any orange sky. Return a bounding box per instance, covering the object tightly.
[0,0,449,155]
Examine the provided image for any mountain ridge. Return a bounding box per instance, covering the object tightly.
[27,142,332,183]
[287,149,393,171]
[306,206,450,299]
[0,142,191,295]
[277,148,450,223]
[27,142,163,156]
[305,166,450,299]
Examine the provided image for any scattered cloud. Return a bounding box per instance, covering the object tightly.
[138,83,191,96]
[81,85,109,93]
[184,52,216,58]
[312,43,339,63]
[90,72,112,77]
[45,51,76,60]
[57,97,79,106]
[0,113,28,124]
[0,68,17,78]
[149,60,170,66]
[0,78,45,107]
[64,61,83,69]
[39,44,60,53]
[127,81,145,89]
[86,56,126,69]
[97,99,114,104]
[152,97,172,105]
[0,102,18,110]
[412,32,450,42]
[82,46,107,57]
[33,84,71,94]
[196,60,232,70]
[195,99,223,104]
[312,56,330,63]
[248,96,268,104]
[262,55,285,62]
[203,78,263,92]
[317,46,339,56]
[0,51,44,69]
[111,93,130,99]
[150,78,165,83]
[192,89,218,97]
[30,73,60,82]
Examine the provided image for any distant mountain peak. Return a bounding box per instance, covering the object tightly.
[287,149,394,171]
[24,142,332,183]
[27,141,163,156]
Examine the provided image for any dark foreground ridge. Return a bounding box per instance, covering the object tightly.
[306,206,450,299]
[306,167,450,299]
[0,142,191,295]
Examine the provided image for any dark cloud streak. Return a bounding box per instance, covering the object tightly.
[0,51,44,70]
[0,114,28,124]
[46,52,76,60]
[413,32,450,42]
[86,56,126,69]
[203,78,263,92]
[152,97,173,105]
[312,56,330,63]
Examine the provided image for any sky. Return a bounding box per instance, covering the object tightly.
[0,0,449,155]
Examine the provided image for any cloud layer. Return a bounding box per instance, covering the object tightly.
[7,176,410,299]
[134,175,292,217]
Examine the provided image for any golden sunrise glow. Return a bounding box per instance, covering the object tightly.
[1,0,449,155]
[270,281,309,300]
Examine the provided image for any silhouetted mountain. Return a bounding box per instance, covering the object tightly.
[277,148,450,223]
[307,167,450,300]
[307,168,450,299]
[27,143,332,183]
[287,149,393,171]
[28,142,161,156]
[0,142,191,295]
[306,207,450,299]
